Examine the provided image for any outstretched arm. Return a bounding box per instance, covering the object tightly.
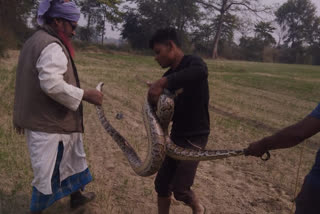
[246,116,320,157]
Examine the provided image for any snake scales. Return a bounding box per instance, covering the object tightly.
[95,82,245,177]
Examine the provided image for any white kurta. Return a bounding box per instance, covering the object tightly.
[26,43,87,195]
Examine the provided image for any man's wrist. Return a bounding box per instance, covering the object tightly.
[82,89,88,101]
[260,137,272,151]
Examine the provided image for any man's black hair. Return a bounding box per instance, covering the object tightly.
[149,28,181,49]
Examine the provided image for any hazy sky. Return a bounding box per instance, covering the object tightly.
[102,0,320,39]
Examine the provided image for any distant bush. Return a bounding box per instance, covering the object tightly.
[262,47,275,63]
[275,47,295,64]
[312,49,320,65]
[219,41,243,60]
[0,36,7,58]
[104,42,133,52]
[73,40,92,51]
[72,40,147,55]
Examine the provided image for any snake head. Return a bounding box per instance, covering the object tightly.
[96,82,105,92]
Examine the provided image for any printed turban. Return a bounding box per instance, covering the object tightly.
[37,0,80,26]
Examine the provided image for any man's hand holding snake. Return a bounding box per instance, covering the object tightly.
[147,77,168,106]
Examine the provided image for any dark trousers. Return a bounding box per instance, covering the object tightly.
[155,135,208,204]
[295,148,320,214]
[295,173,320,214]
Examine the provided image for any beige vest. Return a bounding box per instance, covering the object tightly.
[13,26,84,133]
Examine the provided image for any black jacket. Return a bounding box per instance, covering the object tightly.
[163,55,210,137]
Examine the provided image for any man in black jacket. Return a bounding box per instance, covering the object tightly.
[148,28,209,214]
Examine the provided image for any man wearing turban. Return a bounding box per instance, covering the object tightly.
[13,1,103,213]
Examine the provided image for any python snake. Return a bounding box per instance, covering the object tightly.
[95,82,245,177]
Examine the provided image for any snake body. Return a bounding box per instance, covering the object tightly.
[96,82,245,177]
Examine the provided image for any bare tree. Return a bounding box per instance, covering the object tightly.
[195,0,270,59]
[79,0,123,44]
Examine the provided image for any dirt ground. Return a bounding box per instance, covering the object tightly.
[76,97,296,214]
[71,61,309,214]
[1,50,319,214]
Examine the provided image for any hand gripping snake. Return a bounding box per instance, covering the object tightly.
[95,82,269,177]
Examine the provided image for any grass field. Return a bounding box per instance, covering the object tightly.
[1,49,320,214]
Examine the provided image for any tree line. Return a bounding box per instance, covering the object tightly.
[1,0,320,65]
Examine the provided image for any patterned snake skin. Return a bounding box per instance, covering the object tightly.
[95,82,245,177]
